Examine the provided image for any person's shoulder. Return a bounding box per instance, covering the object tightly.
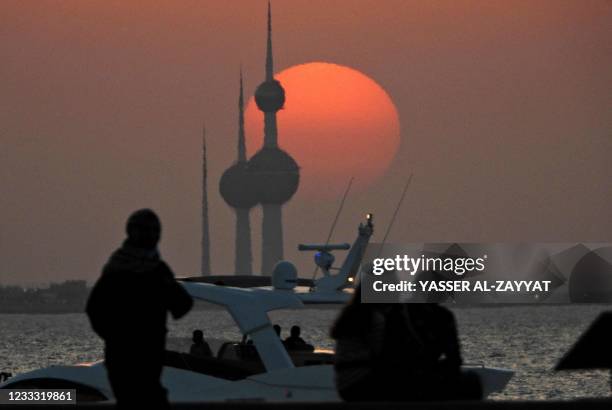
[99,259,123,282]
[144,260,174,284]
[157,260,175,277]
[101,251,118,272]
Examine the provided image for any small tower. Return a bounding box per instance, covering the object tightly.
[201,124,211,275]
[250,2,300,273]
[219,72,259,274]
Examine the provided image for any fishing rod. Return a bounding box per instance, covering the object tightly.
[377,173,413,259]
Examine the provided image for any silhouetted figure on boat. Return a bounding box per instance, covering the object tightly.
[190,329,213,358]
[331,284,481,402]
[284,325,314,352]
[86,209,193,408]
[273,324,282,338]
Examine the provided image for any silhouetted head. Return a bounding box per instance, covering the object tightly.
[290,325,301,337]
[126,209,161,249]
[192,329,204,343]
[331,284,384,339]
[273,324,281,336]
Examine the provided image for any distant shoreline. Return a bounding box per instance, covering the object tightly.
[0,280,89,314]
[0,301,226,314]
[0,306,85,314]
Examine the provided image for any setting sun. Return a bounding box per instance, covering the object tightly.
[245,62,401,200]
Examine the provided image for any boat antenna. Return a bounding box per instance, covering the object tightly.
[310,177,354,285]
[377,174,413,258]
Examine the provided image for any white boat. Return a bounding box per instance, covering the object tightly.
[0,280,513,402]
[0,216,514,402]
[180,213,377,304]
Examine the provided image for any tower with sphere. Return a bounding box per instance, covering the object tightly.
[250,3,300,273]
[219,71,259,274]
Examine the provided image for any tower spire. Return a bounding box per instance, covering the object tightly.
[219,70,258,275]
[201,123,211,275]
[238,68,246,162]
[251,1,299,274]
[265,1,273,81]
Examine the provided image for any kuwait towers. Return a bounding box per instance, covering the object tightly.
[219,3,299,275]
[250,3,299,273]
[219,72,259,274]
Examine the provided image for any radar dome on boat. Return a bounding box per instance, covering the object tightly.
[272,260,298,290]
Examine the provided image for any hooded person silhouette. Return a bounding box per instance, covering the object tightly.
[86,209,193,408]
[331,284,481,402]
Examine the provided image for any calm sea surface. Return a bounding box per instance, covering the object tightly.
[1,304,610,400]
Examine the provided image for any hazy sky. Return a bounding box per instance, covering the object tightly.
[1,0,611,286]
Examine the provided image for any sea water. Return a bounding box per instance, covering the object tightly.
[1,304,610,400]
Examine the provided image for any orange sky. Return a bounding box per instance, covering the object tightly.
[1,0,611,285]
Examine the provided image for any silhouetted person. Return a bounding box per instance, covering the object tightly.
[86,209,193,408]
[331,285,389,401]
[273,324,282,338]
[190,330,213,358]
[391,303,481,401]
[331,285,481,402]
[284,325,314,352]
